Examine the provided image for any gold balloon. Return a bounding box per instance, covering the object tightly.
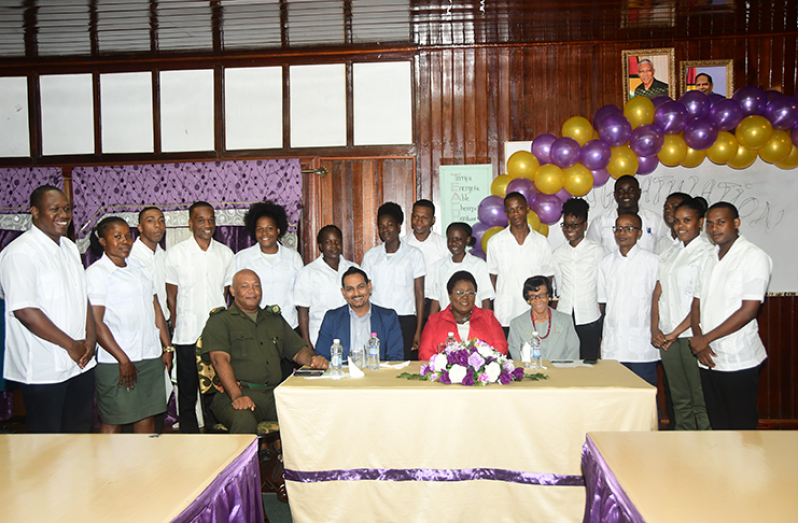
[491,174,512,197]
[681,146,706,168]
[562,116,594,147]
[537,223,549,238]
[562,163,594,197]
[707,131,739,165]
[507,151,540,179]
[735,115,773,150]
[758,130,792,163]
[607,145,639,179]
[592,129,600,141]
[727,144,757,169]
[624,96,655,129]
[775,146,798,169]
[481,226,505,253]
[658,134,688,167]
[527,210,541,230]
[534,164,565,195]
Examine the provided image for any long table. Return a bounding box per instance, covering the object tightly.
[582,431,798,523]
[0,434,263,523]
[275,360,657,523]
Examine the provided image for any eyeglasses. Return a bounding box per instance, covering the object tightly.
[560,222,585,230]
[526,293,549,302]
[612,226,640,233]
[452,290,477,299]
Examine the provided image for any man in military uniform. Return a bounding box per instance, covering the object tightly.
[200,269,328,434]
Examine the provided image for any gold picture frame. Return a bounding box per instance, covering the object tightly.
[681,59,734,98]
[622,48,676,105]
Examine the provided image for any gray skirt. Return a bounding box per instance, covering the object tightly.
[95,356,167,425]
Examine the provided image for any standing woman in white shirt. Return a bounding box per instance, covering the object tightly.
[651,198,713,430]
[86,217,172,434]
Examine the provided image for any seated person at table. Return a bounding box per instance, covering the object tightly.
[315,267,404,361]
[419,271,508,360]
[200,269,328,434]
[508,275,579,362]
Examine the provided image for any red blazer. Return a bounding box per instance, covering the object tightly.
[418,305,508,360]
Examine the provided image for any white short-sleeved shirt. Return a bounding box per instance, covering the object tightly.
[0,226,95,384]
[486,225,561,326]
[597,245,660,363]
[294,255,358,346]
[694,235,772,371]
[587,208,666,255]
[553,239,605,325]
[429,253,495,309]
[86,254,162,364]
[361,240,426,316]
[129,238,169,321]
[403,231,449,297]
[657,235,714,338]
[164,237,235,345]
[235,243,304,328]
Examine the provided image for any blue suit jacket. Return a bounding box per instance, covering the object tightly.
[316,304,404,361]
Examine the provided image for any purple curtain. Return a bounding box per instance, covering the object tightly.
[0,167,64,214]
[581,435,646,523]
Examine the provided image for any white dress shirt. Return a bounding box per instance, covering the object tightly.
[129,238,169,321]
[597,245,660,363]
[486,225,561,326]
[403,231,449,297]
[553,239,605,325]
[0,226,95,384]
[429,253,495,309]
[657,235,714,338]
[362,239,426,316]
[164,237,235,345]
[294,255,358,346]
[86,255,162,364]
[235,243,304,328]
[587,207,666,255]
[694,235,771,371]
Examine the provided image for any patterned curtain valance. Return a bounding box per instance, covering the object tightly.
[0,168,64,216]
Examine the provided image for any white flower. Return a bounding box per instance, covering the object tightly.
[431,353,448,372]
[476,341,494,358]
[448,364,467,384]
[485,361,501,383]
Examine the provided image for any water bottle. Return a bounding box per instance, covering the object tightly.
[530,331,542,369]
[330,338,343,379]
[367,332,380,370]
[521,340,532,367]
[445,332,458,350]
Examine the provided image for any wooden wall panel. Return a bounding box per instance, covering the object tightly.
[758,296,798,424]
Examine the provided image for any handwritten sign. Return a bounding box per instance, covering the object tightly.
[439,164,493,233]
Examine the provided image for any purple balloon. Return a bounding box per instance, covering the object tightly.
[505,177,538,208]
[477,195,508,228]
[654,101,689,135]
[469,245,486,261]
[651,95,673,110]
[708,93,725,106]
[531,134,557,165]
[555,187,573,203]
[683,117,718,150]
[581,139,612,170]
[764,96,798,130]
[550,137,582,169]
[598,113,632,147]
[636,155,659,175]
[732,86,768,116]
[591,168,611,188]
[592,105,623,130]
[792,125,798,148]
[680,90,711,120]
[765,90,783,104]
[629,124,665,157]
[471,222,489,248]
[531,193,563,226]
[709,98,744,131]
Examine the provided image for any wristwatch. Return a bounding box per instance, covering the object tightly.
[163,345,176,353]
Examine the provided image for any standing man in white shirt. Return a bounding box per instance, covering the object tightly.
[165,201,235,433]
[487,192,560,335]
[587,175,666,254]
[553,198,605,361]
[0,185,97,433]
[129,207,169,323]
[403,199,449,320]
[690,202,772,430]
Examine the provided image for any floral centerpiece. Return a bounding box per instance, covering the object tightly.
[398,338,547,386]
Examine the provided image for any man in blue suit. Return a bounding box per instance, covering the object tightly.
[316,267,404,361]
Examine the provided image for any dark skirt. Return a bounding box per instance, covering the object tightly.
[95,356,167,425]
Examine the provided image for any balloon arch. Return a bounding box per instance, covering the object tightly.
[469,85,798,259]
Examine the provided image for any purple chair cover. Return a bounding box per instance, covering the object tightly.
[581,435,646,523]
[170,438,264,523]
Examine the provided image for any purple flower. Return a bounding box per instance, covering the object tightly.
[512,367,525,381]
[503,361,515,372]
[478,373,490,384]
[462,371,475,386]
[439,370,451,385]
[420,364,431,376]
[499,371,512,385]
[468,352,486,369]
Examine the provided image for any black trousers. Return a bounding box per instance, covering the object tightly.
[398,315,419,361]
[175,343,200,433]
[700,365,761,430]
[573,314,602,361]
[20,368,95,433]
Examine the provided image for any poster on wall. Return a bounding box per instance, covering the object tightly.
[439,164,493,233]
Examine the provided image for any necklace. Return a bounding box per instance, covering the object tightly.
[531,307,552,339]
[454,310,473,325]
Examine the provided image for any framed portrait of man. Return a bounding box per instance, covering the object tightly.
[622,48,676,104]
[681,59,734,98]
